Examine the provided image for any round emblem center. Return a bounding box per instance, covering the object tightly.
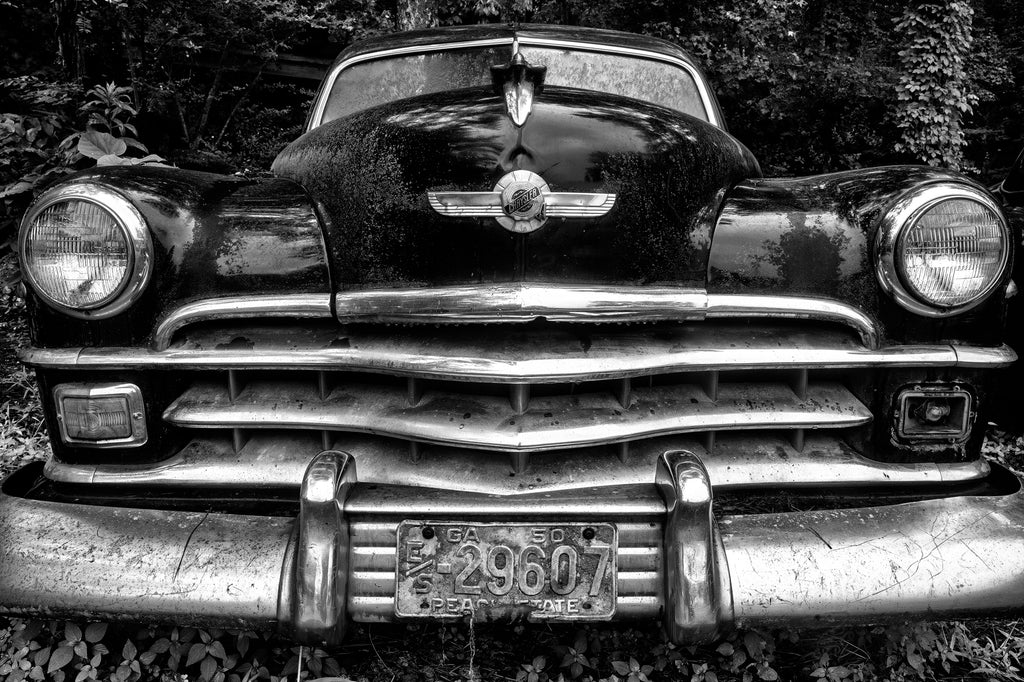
[493,170,551,233]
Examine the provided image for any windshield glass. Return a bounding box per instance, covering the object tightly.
[320,45,709,124]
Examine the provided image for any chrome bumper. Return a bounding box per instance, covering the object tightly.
[2,452,1024,643]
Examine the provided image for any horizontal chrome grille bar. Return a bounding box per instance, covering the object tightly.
[43,432,989,493]
[163,378,870,452]
[19,325,1015,380]
[330,288,879,348]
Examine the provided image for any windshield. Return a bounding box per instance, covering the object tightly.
[319,44,710,124]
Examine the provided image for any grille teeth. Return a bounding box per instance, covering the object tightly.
[163,370,870,455]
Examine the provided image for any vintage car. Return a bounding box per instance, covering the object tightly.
[2,24,1023,645]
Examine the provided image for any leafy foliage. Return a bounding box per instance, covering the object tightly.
[894,1,977,169]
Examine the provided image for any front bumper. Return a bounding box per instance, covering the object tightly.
[2,451,1024,644]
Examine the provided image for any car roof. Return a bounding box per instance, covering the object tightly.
[329,23,704,73]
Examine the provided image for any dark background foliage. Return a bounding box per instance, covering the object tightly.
[2,0,1023,230]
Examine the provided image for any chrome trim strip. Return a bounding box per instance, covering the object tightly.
[19,184,154,320]
[20,343,1015,377]
[875,183,1011,318]
[162,380,870,453]
[43,433,991,492]
[953,344,1018,367]
[705,294,879,349]
[308,35,719,131]
[333,284,707,324]
[153,294,333,350]
[329,286,880,346]
[145,289,881,351]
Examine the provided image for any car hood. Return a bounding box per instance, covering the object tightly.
[273,85,760,289]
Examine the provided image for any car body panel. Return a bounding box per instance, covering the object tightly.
[275,86,757,288]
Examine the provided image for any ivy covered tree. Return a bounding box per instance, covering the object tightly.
[894,1,977,169]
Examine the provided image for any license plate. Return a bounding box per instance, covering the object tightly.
[395,522,617,620]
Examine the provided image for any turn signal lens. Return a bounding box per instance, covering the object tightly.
[54,383,147,447]
[899,198,1007,308]
[24,199,130,309]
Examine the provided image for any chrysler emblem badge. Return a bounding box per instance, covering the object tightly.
[427,170,617,235]
[496,170,549,233]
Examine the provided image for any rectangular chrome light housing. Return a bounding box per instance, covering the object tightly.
[54,383,147,447]
[897,386,972,441]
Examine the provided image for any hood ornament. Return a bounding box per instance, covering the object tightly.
[491,40,546,126]
[427,170,617,234]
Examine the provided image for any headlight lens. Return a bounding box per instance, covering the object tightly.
[899,198,1007,308]
[877,183,1010,317]
[19,185,153,318]
[24,199,130,308]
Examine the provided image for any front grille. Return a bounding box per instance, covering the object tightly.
[152,319,881,476]
[163,368,870,454]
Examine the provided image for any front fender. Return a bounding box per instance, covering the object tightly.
[24,166,331,348]
[708,165,1012,346]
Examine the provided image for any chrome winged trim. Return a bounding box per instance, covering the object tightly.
[545,192,617,217]
[152,294,333,350]
[426,190,616,218]
[427,192,503,216]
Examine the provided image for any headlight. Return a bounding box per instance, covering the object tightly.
[19,184,153,318]
[876,183,1010,317]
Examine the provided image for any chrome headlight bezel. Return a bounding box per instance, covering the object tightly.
[875,183,1010,318]
[18,184,154,319]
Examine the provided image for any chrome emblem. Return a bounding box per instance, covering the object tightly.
[496,171,548,232]
[427,170,617,234]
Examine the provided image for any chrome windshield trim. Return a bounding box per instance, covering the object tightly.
[705,294,879,349]
[333,284,708,324]
[153,294,333,350]
[307,35,719,131]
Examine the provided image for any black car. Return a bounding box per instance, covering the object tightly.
[2,24,1021,645]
